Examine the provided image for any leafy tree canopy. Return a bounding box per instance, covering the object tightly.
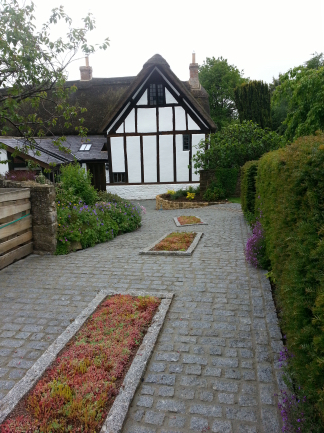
[198,56,248,130]
[191,120,285,172]
[271,52,324,140]
[0,0,109,168]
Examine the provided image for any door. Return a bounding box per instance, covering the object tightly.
[86,163,106,191]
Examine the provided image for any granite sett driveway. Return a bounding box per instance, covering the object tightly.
[0,200,284,432]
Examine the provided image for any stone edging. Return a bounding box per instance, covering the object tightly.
[0,290,174,433]
[139,232,203,256]
[156,194,227,210]
[173,216,208,227]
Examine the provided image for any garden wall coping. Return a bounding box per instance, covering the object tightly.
[0,289,174,432]
[139,231,203,256]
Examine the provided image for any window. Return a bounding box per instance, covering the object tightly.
[148,83,165,105]
[113,172,126,183]
[79,144,92,151]
[183,135,191,151]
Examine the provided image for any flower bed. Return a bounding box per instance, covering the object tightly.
[152,232,196,251]
[56,200,142,254]
[174,216,208,227]
[156,194,225,210]
[1,294,160,433]
[140,231,203,256]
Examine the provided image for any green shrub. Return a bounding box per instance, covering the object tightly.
[58,163,98,205]
[256,132,324,425]
[214,168,239,196]
[56,197,142,254]
[192,120,285,172]
[241,160,259,225]
[97,190,125,204]
[203,181,226,201]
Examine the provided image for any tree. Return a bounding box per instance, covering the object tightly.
[0,0,109,168]
[234,81,271,129]
[191,120,285,173]
[271,52,324,138]
[198,56,248,130]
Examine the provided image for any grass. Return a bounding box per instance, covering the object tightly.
[177,216,202,225]
[228,197,241,204]
[2,295,160,433]
[152,232,196,252]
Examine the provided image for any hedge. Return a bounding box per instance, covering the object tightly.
[214,168,239,196]
[240,160,258,224]
[255,132,324,421]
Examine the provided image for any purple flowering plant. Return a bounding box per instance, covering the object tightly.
[245,196,270,269]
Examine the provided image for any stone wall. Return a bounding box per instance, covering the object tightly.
[156,195,225,210]
[200,169,241,198]
[0,179,57,254]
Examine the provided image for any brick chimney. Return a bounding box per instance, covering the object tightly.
[189,52,200,89]
[79,56,93,81]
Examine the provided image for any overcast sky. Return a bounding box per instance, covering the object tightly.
[31,0,324,84]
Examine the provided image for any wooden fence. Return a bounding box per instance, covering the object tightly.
[0,188,33,270]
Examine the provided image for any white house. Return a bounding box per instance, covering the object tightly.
[0,54,216,197]
[102,54,216,199]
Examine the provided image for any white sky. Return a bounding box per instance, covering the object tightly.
[31,0,324,84]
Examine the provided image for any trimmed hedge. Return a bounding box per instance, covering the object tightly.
[214,168,239,196]
[241,161,258,224]
[255,132,324,422]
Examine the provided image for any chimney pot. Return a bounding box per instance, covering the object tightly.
[189,52,200,89]
[80,56,92,81]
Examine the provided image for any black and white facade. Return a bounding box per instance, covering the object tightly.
[103,54,216,199]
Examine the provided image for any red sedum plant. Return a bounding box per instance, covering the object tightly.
[177,216,202,225]
[1,295,160,433]
[152,232,196,251]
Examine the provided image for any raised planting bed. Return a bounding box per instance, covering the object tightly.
[156,194,227,210]
[174,216,207,227]
[0,291,173,433]
[140,231,203,256]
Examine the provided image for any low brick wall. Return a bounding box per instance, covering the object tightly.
[156,195,224,210]
[0,179,57,254]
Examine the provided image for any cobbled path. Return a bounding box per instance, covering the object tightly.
[0,200,283,432]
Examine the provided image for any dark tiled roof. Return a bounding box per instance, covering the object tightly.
[0,136,107,167]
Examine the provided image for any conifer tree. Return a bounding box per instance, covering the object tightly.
[234,81,271,129]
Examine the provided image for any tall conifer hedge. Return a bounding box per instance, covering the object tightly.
[254,133,324,422]
[234,81,271,128]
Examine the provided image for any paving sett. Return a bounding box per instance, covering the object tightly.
[0,200,284,432]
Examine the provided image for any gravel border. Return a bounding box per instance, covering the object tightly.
[0,290,174,432]
[173,216,208,227]
[139,231,203,256]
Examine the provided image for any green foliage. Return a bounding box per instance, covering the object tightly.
[241,160,259,225]
[272,65,324,141]
[97,190,125,204]
[192,120,285,172]
[167,185,200,201]
[56,197,142,255]
[198,56,248,129]
[234,80,271,128]
[203,182,225,201]
[0,0,109,170]
[214,168,239,196]
[57,163,98,206]
[256,132,324,424]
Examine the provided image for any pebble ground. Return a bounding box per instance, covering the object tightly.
[0,200,284,432]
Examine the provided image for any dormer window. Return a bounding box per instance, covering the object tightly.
[148,84,165,105]
[80,144,92,151]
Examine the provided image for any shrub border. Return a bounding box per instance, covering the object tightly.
[173,216,208,227]
[140,232,203,256]
[0,290,174,433]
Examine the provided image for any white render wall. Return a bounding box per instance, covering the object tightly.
[110,137,125,172]
[106,183,199,200]
[143,135,157,182]
[137,108,157,133]
[0,149,9,176]
[126,136,141,183]
[192,134,205,182]
[176,135,189,182]
[159,135,173,182]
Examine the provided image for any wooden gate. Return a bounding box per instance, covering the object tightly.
[0,188,33,270]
